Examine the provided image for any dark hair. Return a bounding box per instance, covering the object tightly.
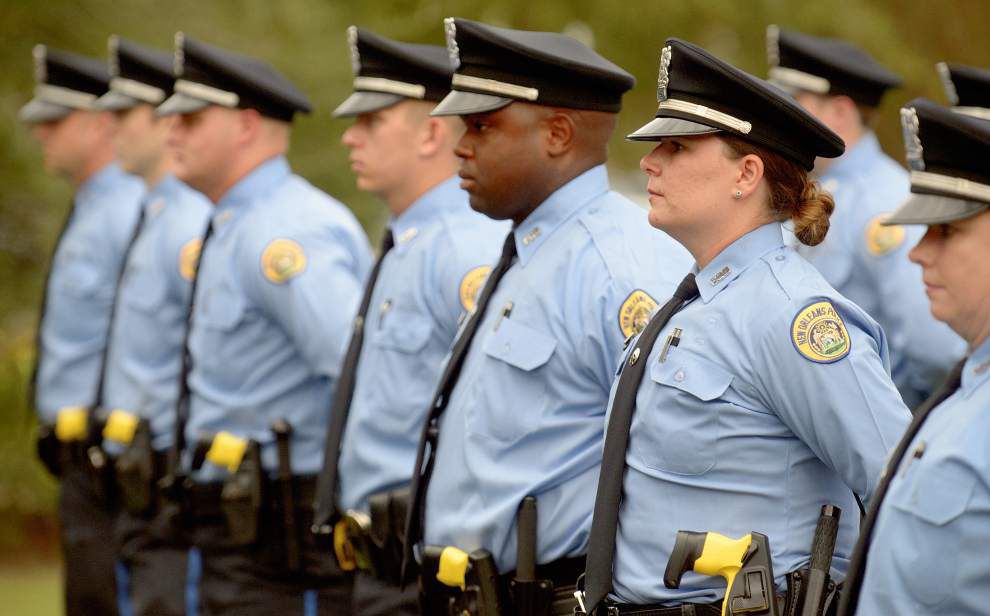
[720,135,835,246]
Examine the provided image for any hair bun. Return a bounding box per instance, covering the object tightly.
[792,181,835,246]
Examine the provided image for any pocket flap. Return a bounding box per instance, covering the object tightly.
[482,318,556,371]
[893,458,976,526]
[374,317,432,353]
[651,351,733,401]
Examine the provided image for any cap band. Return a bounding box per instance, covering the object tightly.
[768,66,831,94]
[658,98,752,134]
[174,79,239,108]
[912,170,990,203]
[451,73,538,102]
[110,77,166,104]
[35,84,96,110]
[352,76,425,99]
[954,106,990,121]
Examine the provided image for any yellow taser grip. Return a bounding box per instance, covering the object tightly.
[205,431,249,473]
[103,409,140,445]
[333,519,357,571]
[55,406,89,442]
[694,532,752,616]
[436,546,470,590]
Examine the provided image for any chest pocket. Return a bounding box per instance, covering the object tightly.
[197,282,246,331]
[466,317,556,444]
[371,306,433,354]
[631,351,733,475]
[122,262,169,312]
[887,455,977,607]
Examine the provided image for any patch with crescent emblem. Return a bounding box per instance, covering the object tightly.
[865,214,905,256]
[178,238,203,281]
[459,265,492,312]
[619,290,658,338]
[261,238,307,284]
[791,300,851,363]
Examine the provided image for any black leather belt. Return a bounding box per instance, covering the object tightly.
[500,555,585,589]
[600,602,722,616]
[182,474,319,519]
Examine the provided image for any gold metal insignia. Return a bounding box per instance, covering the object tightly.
[791,300,851,363]
[178,238,203,281]
[865,214,906,256]
[459,265,492,313]
[619,289,658,338]
[261,238,307,284]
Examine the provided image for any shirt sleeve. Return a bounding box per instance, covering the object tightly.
[752,298,911,503]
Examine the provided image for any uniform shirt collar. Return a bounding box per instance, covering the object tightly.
[390,175,464,248]
[820,130,882,182]
[695,222,784,303]
[212,155,291,230]
[512,164,609,266]
[962,337,990,393]
[142,173,182,219]
[75,162,132,210]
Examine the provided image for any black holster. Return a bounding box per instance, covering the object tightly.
[36,425,61,477]
[420,546,505,616]
[114,418,156,515]
[781,571,841,616]
[220,440,264,545]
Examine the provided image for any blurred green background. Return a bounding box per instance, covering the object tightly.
[2,0,989,612]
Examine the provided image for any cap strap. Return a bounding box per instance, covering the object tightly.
[174,79,239,108]
[768,66,831,95]
[657,98,752,134]
[35,84,96,110]
[954,106,990,122]
[911,170,990,203]
[353,76,425,99]
[110,77,166,104]
[451,74,538,102]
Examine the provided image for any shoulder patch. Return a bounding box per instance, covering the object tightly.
[459,265,492,312]
[619,289,658,338]
[261,238,307,284]
[791,300,852,364]
[178,238,203,281]
[865,214,905,256]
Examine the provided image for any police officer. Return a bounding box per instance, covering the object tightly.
[311,27,507,616]
[156,33,371,615]
[767,26,965,408]
[937,60,990,121]
[403,18,692,615]
[579,38,911,614]
[94,35,212,616]
[20,44,145,616]
[839,99,990,616]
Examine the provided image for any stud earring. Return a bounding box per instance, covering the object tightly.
[733,190,743,199]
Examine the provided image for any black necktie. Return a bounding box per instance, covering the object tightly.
[583,273,700,613]
[29,198,78,411]
[164,219,215,487]
[93,203,149,409]
[400,231,518,583]
[837,357,966,616]
[313,229,396,529]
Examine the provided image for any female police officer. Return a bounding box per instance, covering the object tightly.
[579,39,911,614]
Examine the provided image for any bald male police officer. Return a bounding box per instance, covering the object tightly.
[767,26,966,408]
[94,35,211,616]
[403,18,691,615]
[312,27,507,616]
[21,44,144,616]
[157,34,371,615]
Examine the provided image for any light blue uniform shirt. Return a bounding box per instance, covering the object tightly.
[337,176,509,512]
[102,174,211,452]
[610,222,911,605]
[36,162,145,422]
[423,165,693,573]
[185,156,372,480]
[856,338,990,615]
[793,133,965,407]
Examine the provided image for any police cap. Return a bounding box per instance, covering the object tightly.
[95,36,174,112]
[937,62,990,122]
[19,45,109,124]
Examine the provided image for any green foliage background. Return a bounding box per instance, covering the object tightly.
[1,0,988,558]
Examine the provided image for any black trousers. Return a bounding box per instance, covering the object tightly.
[352,572,418,616]
[189,511,354,616]
[115,506,193,616]
[59,466,120,616]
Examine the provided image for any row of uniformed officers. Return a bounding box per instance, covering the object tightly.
[19,15,990,616]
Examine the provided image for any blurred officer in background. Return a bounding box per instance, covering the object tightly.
[403,17,692,615]
[580,38,910,615]
[841,99,990,616]
[20,44,145,616]
[94,35,211,616]
[937,60,990,121]
[311,26,507,616]
[767,26,965,408]
[156,33,371,615]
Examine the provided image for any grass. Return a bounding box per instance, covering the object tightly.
[0,563,62,616]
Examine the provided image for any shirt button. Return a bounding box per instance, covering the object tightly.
[629,348,641,365]
[504,343,511,353]
[775,255,785,262]
[674,369,686,382]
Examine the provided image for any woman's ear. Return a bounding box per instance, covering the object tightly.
[734,153,765,199]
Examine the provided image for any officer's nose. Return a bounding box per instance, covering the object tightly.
[640,145,663,176]
[341,124,360,148]
[453,134,472,160]
[31,122,52,144]
[908,225,939,268]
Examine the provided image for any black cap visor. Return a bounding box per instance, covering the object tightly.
[18,98,74,124]
[627,115,722,141]
[884,192,990,225]
[156,92,211,116]
[332,91,405,118]
[94,90,143,112]
[430,90,513,117]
